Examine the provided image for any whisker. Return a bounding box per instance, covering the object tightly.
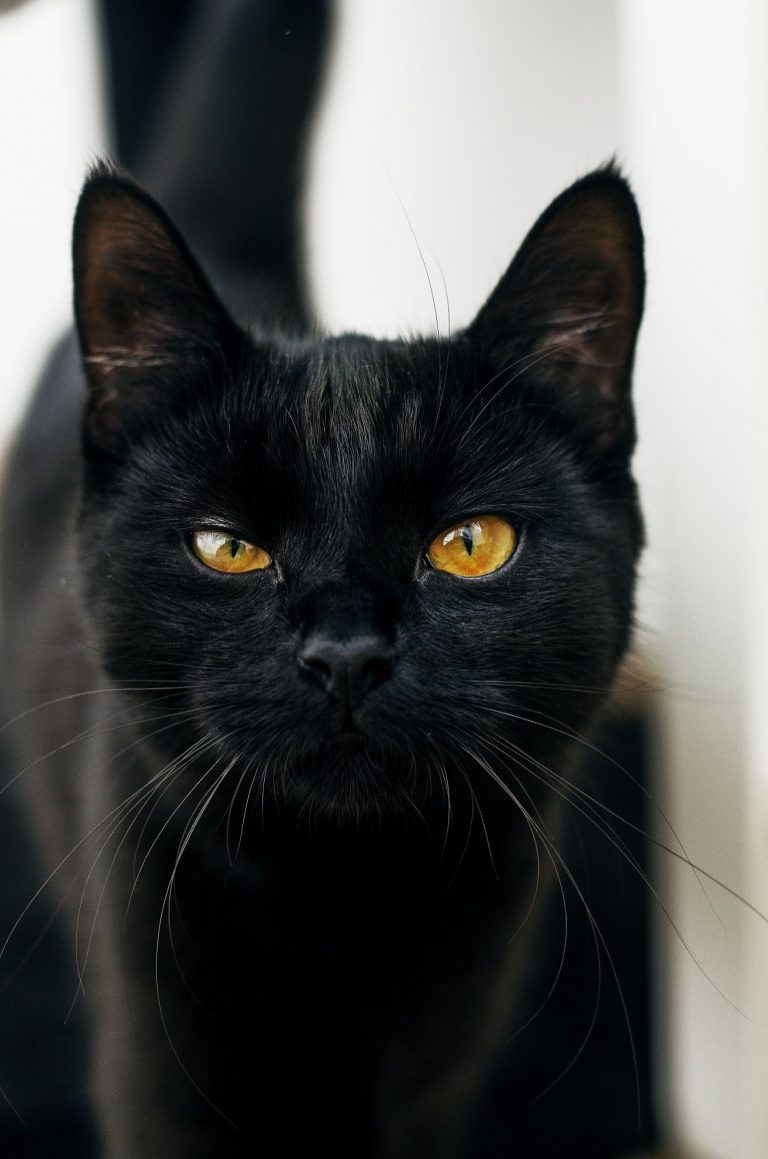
[464,694,726,927]
[0,693,199,801]
[152,754,241,1131]
[225,751,259,866]
[0,732,208,969]
[481,729,745,1018]
[386,174,444,396]
[0,682,195,741]
[462,736,639,1116]
[69,735,218,1012]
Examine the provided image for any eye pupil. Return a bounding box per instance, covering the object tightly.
[460,526,474,556]
[230,538,241,559]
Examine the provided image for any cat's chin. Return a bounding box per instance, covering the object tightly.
[336,730,365,757]
[270,734,422,825]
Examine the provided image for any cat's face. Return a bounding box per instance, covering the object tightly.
[73,168,644,822]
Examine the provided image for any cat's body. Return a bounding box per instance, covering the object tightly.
[0,4,645,1155]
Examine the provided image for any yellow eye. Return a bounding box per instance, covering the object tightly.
[192,530,271,574]
[427,515,517,577]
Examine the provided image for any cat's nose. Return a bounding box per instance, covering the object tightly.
[298,634,396,708]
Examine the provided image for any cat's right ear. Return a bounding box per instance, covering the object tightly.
[73,166,243,454]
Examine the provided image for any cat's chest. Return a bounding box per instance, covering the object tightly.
[143,814,538,1006]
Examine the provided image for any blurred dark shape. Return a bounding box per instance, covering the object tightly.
[99,0,333,327]
[0,734,97,1156]
[98,0,196,173]
[0,0,33,14]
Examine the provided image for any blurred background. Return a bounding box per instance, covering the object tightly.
[0,1,766,1156]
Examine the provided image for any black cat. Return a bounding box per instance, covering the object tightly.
[0,4,644,1156]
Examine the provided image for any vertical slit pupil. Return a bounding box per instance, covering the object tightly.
[230,538,241,559]
[460,526,474,556]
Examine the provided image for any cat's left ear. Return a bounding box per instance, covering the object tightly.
[73,166,243,453]
[468,166,644,450]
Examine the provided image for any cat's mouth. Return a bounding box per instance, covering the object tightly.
[337,729,364,756]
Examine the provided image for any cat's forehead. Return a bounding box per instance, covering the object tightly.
[256,334,449,466]
[281,334,434,421]
[169,331,558,533]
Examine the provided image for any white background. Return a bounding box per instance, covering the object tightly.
[0,2,766,1155]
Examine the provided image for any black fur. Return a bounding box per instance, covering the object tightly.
[0,6,645,1155]
[0,162,644,1158]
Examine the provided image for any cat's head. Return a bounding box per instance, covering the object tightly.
[72,164,644,823]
